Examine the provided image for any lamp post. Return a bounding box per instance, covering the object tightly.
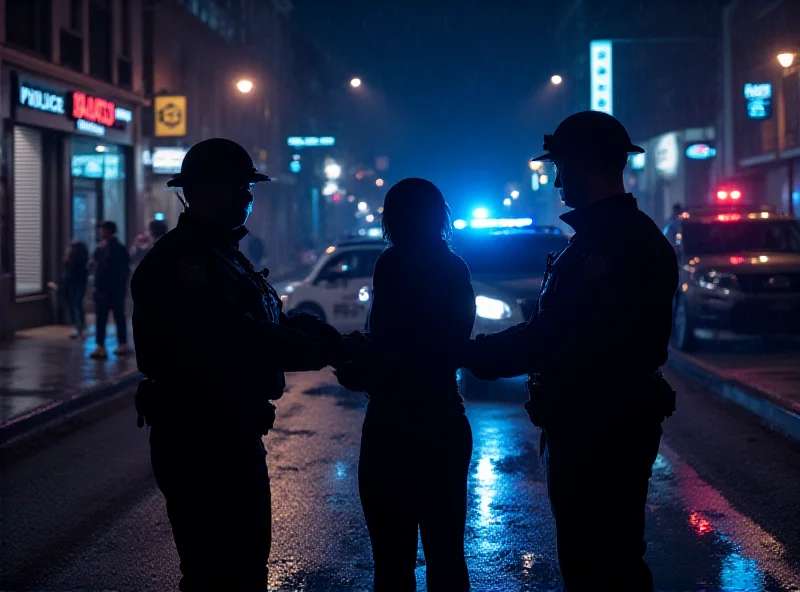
[236,78,254,94]
[776,50,798,215]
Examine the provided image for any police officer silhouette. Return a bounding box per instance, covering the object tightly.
[132,138,354,591]
[465,112,678,591]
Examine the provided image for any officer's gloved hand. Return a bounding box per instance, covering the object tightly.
[285,311,342,341]
[334,332,371,392]
[462,334,498,381]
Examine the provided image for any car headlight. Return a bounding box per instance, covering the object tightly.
[280,293,290,304]
[475,295,512,320]
[697,271,738,292]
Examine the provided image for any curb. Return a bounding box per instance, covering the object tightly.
[0,370,143,449]
[668,352,800,443]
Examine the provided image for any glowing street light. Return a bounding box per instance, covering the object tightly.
[529,160,543,172]
[324,162,342,180]
[550,74,563,85]
[366,214,375,223]
[357,201,369,212]
[510,190,520,199]
[350,77,362,88]
[777,52,796,68]
[376,178,385,187]
[236,78,254,93]
[539,174,549,185]
[503,198,512,207]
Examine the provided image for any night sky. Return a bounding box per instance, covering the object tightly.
[292,0,566,212]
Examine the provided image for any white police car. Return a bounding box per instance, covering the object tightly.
[276,221,569,399]
[275,239,385,333]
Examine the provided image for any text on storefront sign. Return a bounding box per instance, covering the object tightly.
[18,85,66,114]
[71,92,116,126]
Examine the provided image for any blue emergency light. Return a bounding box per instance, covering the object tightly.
[454,217,534,230]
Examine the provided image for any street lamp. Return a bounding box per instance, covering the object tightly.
[550,74,563,85]
[503,198,512,207]
[357,201,368,212]
[350,77,362,88]
[777,52,796,68]
[375,178,385,187]
[510,190,520,199]
[236,78,254,94]
[366,214,375,223]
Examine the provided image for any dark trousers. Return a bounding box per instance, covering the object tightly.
[544,421,662,592]
[94,293,126,346]
[358,412,473,592]
[64,282,87,330]
[149,428,272,592]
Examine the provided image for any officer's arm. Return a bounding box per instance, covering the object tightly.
[464,319,534,380]
[140,256,342,376]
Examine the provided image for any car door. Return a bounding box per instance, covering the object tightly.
[346,247,383,331]
[313,248,381,332]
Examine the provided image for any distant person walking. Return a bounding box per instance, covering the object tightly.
[61,240,89,338]
[90,220,131,359]
[130,219,169,269]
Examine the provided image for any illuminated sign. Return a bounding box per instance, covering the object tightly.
[590,40,613,115]
[744,83,772,120]
[71,91,116,126]
[290,160,301,173]
[685,143,717,160]
[152,147,188,174]
[76,119,106,136]
[655,133,679,179]
[71,154,121,179]
[286,136,336,147]
[155,96,187,137]
[18,85,65,114]
[114,107,133,123]
[630,153,646,170]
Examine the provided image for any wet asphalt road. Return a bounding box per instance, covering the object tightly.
[2,368,799,592]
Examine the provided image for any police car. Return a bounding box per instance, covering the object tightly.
[276,219,569,398]
[275,238,385,334]
[663,198,800,351]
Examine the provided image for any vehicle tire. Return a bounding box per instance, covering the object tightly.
[672,295,698,352]
[289,302,327,323]
[458,368,493,400]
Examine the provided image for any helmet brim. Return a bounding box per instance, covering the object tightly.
[532,143,645,163]
[166,171,271,188]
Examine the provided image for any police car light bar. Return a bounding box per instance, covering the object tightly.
[463,217,534,229]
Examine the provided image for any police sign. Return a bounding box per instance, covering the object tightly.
[18,84,65,115]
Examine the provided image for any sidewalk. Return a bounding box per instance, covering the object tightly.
[0,317,141,444]
[668,345,800,442]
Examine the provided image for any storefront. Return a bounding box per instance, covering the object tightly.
[1,69,137,331]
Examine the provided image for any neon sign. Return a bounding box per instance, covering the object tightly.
[76,119,106,136]
[744,83,772,120]
[286,136,336,147]
[685,143,717,160]
[590,40,613,115]
[18,85,65,114]
[71,91,116,126]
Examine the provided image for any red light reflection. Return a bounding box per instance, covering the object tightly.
[689,511,713,536]
[730,256,745,265]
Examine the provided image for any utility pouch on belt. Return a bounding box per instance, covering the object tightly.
[524,376,552,429]
[135,378,156,428]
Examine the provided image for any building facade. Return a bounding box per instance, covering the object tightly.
[0,0,147,336]
[720,0,800,216]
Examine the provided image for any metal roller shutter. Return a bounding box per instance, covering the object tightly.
[13,125,43,297]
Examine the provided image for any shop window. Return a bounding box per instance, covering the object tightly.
[71,139,127,248]
[14,126,44,297]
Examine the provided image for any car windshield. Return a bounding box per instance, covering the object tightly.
[452,231,568,276]
[682,220,800,254]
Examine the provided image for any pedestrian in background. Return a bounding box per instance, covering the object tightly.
[90,220,131,359]
[130,218,169,269]
[61,240,89,338]
[464,111,678,591]
[337,178,476,592]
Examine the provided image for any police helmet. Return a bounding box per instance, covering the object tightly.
[166,138,270,188]
[532,111,644,163]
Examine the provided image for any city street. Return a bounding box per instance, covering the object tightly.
[2,369,799,592]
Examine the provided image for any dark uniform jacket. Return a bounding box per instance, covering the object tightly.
[466,194,678,419]
[131,213,338,433]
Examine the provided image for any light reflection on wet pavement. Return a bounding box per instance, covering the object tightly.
[14,369,800,591]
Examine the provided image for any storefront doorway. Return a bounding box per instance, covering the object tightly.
[70,137,126,246]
